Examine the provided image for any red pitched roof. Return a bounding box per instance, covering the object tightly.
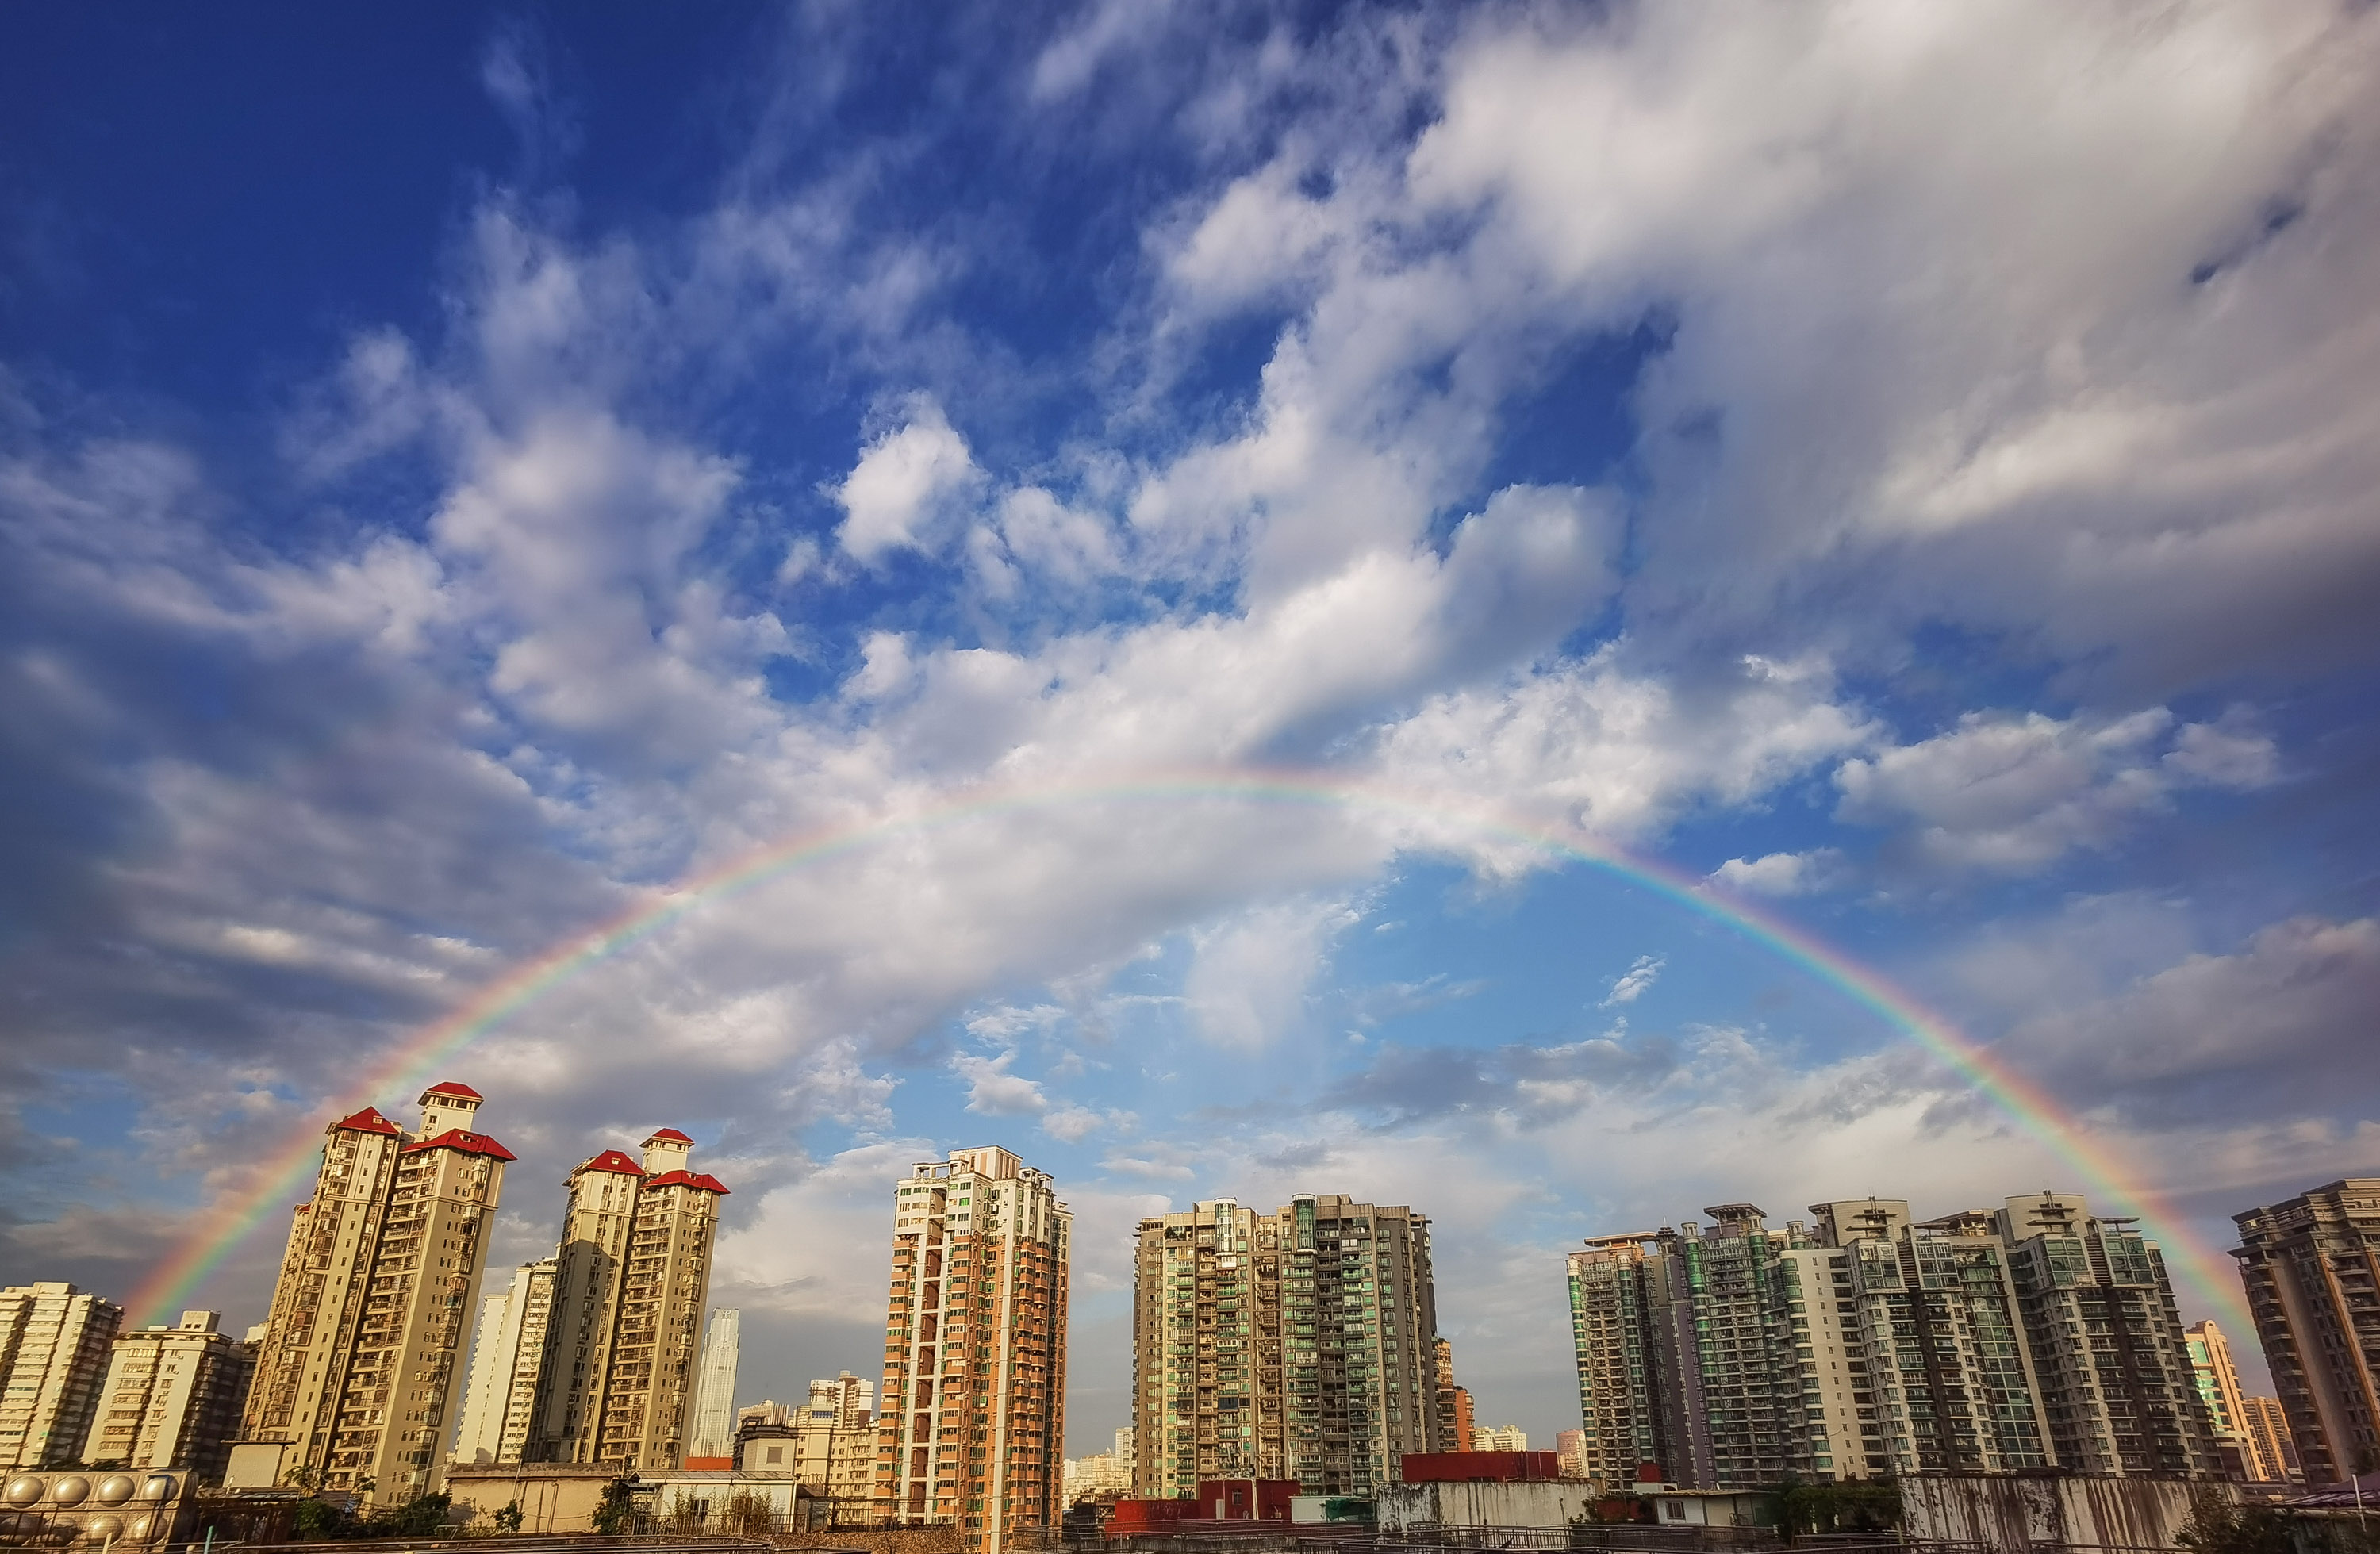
[644,1169,730,1195]
[332,1107,402,1137]
[577,1149,646,1177]
[401,1129,518,1161]
[643,1127,694,1144]
[420,1080,483,1099]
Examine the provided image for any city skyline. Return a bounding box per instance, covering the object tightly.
[0,1098,2356,1483]
[5,2,2378,1466]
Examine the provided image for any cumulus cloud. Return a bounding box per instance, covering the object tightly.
[834,396,982,562]
[1708,848,1848,897]
[1392,2,2380,693]
[951,1049,1048,1116]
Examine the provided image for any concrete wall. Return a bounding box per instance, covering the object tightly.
[442,1462,615,1533]
[1900,1473,2219,1552]
[1376,1478,1602,1532]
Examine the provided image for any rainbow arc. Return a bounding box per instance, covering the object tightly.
[126,769,2248,1330]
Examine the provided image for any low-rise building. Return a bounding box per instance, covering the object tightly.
[735,1398,876,1522]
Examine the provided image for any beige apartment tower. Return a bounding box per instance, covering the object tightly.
[1132,1194,1444,1500]
[875,1146,1070,1554]
[0,1283,124,1470]
[83,1310,258,1480]
[240,1083,512,1504]
[529,1129,729,1469]
[2232,1178,2380,1485]
[451,1259,557,1466]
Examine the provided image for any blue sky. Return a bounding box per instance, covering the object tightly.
[5,2,2378,1452]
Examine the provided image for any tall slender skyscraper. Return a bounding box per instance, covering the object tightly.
[875,1146,1070,1554]
[0,1283,123,1470]
[530,1129,729,1470]
[2231,1178,2380,1485]
[240,1083,512,1505]
[687,1309,741,1463]
[451,1259,557,1466]
[1131,1194,1443,1501]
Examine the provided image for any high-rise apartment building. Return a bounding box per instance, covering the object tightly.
[687,1309,741,1463]
[1564,1233,1667,1484]
[82,1310,256,1479]
[1555,1428,1588,1480]
[529,1129,729,1470]
[1995,1191,2215,1476]
[1798,1199,2057,1479]
[0,1283,124,1469]
[451,1259,556,1466]
[240,1083,512,1504]
[2239,1395,2303,1483]
[1131,1194,1443,1501]
[1432,1337,1477,1462]
[1473,1424,1527,1452]
[808,1371,876,1429]
[875,1146,1070,1554]
[2186,1318,2282,1483]
[2232,1178,2380,1485]
[1566,1191,2205,1488]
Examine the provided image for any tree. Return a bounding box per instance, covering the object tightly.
[591,1477,638,1536]
[1768,1475,1902,1538]
[2176,1486,2292,1554]
[493,1500,524,1536]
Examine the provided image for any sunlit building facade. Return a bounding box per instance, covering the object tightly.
[529,1129,729,1470]
[1132,1194,1445,1500]
[875,1147,1069,1554]
[240,1083,512,1504]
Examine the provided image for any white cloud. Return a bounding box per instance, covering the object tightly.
[1707,848,1848,897]
[1370,647,1878,848]
[950,1050,1048,1116]
[1834,706,2274,873]
[1600,954,1664,1007]
[1390,2,2380,691]
[2164,708,2282,789]
[833,395,981,562]
[1184,894,1367,1050]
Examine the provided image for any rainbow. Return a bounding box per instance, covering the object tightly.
[126,769,2250,1330]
